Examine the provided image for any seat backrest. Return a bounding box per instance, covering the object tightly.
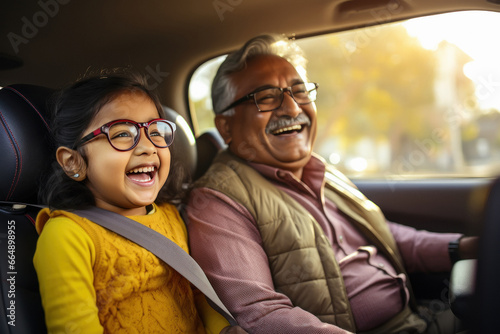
[0,84,199,333]
[194,128,227,180]
[0,84,55,334]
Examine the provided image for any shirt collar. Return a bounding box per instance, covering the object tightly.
[247,154,326,199]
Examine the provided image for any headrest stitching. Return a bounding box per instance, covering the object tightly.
[0,111,21,201]
[24,212,37,227]
[5,86,51,132]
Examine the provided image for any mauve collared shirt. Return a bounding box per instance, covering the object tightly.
[187,156,461,333]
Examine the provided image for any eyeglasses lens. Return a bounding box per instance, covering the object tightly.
[108,122,138,150]
[254,82,317,112]
[108,120,173,151]
[147,121,173,147]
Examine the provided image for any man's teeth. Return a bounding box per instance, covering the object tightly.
[272,124,302,135]
[128,166,155,174]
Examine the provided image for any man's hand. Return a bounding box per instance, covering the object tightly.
[459,236,479,260]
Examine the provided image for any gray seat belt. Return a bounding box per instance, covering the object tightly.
[73,206,237,326]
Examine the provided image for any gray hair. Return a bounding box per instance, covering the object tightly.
[212,34,307,115]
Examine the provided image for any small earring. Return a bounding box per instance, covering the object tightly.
[73,173,80,178]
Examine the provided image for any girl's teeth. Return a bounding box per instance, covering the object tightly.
[129,166,155,173]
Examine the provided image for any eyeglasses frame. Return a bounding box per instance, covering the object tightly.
[219,82,318,114]
[75,118,177,151]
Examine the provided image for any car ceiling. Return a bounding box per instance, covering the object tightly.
[1,0,499,121]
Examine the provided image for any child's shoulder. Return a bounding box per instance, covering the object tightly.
[36,208,87,234]
[35,211,94,255]
[34,211,96,276]
[37,208,113,250]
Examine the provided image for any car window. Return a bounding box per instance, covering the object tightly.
[189,10,500,179]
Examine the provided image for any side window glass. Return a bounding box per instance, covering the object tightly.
[189,11,500,179]
[189,56,226,135]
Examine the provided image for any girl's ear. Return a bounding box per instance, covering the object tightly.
[215,115,232,145]
[56,146,87,181]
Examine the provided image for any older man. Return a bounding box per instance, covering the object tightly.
[186,34,476,334]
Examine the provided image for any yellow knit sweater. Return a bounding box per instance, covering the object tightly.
[34,203,227,333]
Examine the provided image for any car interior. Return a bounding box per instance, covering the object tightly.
[1,0,500,333]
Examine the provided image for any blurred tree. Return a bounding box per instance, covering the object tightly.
[299,23,475,174]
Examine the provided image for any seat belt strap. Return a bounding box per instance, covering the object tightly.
[73,206,237,326]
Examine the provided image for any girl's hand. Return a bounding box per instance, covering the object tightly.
[220,325,248,334]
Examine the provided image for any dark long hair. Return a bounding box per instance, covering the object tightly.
[40,70,186,210]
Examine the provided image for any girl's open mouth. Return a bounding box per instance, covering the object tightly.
[126,166,157,184]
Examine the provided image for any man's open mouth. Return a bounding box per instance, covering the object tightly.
[266,114,311,136]
[126,166,157,183]
[271,124,305,135]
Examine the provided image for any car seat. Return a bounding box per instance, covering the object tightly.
[0,84,54,334]
[194,128,226,180]
[0,84,200,333]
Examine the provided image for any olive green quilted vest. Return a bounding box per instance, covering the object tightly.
[195,150,414,332]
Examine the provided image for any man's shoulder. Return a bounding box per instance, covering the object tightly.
[195,150,258,188]
[318,157,372,203]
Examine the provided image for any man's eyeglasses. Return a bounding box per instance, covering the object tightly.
[76,118,176,151]
[219,82,318,114]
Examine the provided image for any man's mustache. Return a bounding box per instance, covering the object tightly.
[265,113,311,134]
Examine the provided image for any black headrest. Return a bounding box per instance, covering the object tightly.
[0,84,56,203]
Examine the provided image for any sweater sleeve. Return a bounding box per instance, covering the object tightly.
[33,217,103,333]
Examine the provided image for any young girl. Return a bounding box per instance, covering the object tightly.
[33,73,235,333]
